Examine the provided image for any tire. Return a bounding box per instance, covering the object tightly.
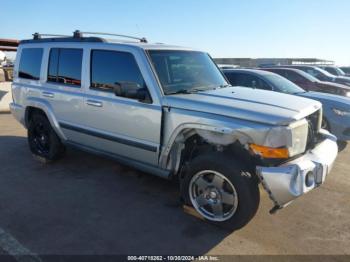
[28,112,65,163]
[181,152,260,230]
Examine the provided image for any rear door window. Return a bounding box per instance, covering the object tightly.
[18,48,43,80]
[47,48,83,87]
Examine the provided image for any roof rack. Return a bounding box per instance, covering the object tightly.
[33,33,70,40]
[23,30,148,45]
[73,30,148,43]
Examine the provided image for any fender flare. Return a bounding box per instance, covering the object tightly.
[25,97,67,141]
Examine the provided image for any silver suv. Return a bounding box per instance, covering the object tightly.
[10,31,338,230]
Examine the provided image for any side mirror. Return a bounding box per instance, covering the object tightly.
[113,82,152,103]
[112,83,123,96]
[136,88,152,103]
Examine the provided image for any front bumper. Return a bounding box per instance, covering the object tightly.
[257,130,338,212]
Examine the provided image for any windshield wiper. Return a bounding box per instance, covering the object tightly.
[166,89,195,95]
[166,88,209,95]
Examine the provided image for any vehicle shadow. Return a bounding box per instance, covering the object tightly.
[0,136,232,256]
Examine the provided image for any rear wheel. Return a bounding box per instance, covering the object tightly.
[28,113,65,162]
[181,153,260,230]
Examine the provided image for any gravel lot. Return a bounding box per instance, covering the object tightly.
[0,113,349,258]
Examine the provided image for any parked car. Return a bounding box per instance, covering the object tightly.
[277,65,350,87]
[10,31,338,230]
[223,69,350,142]
[319,66,350,77]
[262,67,350,97]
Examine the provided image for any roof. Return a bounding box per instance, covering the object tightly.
[0,39,19,47]
[0,39,19,52]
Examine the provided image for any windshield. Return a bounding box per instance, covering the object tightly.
[148,50,228,95]
[264,74,305,94]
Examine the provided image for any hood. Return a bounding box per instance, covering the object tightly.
[164,86,321,126]
[298,91,350,107]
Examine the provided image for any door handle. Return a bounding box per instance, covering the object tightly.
[42,91,55,98]
[86,99,103,107]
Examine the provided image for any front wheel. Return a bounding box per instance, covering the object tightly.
[181,153,260,230]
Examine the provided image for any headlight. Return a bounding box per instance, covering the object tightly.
[345,91,350,97]
[250,119,308,159]
[288,119,309,157]
[333,108,350,116]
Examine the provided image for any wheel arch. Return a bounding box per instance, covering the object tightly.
[25,98,67,141]
[159,123,255,176]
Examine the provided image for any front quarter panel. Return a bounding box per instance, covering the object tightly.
[160,107,274,169]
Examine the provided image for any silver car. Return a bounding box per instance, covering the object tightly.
[10,31,338,230]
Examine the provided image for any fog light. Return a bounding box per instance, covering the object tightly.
[305,171,315,187]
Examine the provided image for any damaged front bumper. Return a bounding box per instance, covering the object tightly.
[256,130,338,213]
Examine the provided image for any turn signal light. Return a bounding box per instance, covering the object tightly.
[249,144,289,159]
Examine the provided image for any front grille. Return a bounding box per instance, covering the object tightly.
[306,109,321,150]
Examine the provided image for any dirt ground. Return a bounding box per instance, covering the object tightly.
[0,113,349,258]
